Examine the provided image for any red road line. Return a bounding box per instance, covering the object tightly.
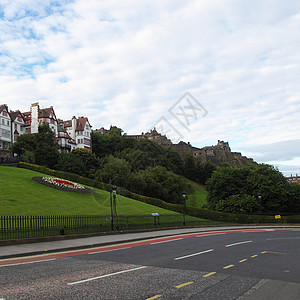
[0,228,298,266]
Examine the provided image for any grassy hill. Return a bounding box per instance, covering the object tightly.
[0,166,208,219]
[187,180,208,209]
[0,166,186,216]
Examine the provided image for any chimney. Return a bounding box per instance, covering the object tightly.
[30,102,39,133]
[71,116,76,140]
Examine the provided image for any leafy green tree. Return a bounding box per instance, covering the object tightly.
[96,155,132,187]
[183,154,197,180]
[206,164,290,213]
[57,152,86,176]
[22,150,35,164]
[203,161,217,182]
[109,126,123,136]
[34,123,59,168]
[71,148,100,173]
[195,161,217,184]
[13,123,59,168]
[137,166,192,204]
[56,148,100,177]
[34,145,59,169]
[206,165,250,210]
[215,194,259,213]
[122,149,156,171]
[12,134,37,156]
[287,184,300,213]
[246,164,289,213]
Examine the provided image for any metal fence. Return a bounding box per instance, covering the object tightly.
[0,214,210,240]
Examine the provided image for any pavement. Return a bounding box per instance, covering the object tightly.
[1,225,299,259]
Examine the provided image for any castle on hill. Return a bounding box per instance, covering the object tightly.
[95,126,255,167]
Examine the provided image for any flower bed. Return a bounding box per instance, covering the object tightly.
[32,177,94,194]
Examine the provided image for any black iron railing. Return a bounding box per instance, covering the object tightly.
[0,214,212,240]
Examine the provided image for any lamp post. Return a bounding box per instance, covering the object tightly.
[110,185,117,231]
[112,185,117,216]
[258,193,262,214]
[182,191,187,226]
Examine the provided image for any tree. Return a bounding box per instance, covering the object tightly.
[109,126,123,136]
[183,154,197,180]
[137,166,192,204]
[12,134,37,156]
[215,194,259,213]
[57,152,86,176]
[195,161,217,184]
[96,155,132,187]
[206,164,290,213]
[287,184,300,213]
[246,164,289,213]
[206,165,249,210]
[13,123,59,169]
[34,123,59,168]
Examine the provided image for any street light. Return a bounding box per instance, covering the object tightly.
[258,193,262,214]
[182,191,187,226]
[112,185,117,216]
[110,185,117,231]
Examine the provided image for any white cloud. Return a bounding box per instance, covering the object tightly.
[0,0,299,174]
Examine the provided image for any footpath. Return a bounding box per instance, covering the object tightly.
[1,225,299,259]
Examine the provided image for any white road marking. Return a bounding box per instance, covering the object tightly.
[225,241,252,247]
[67,266,147,285]
[174,249,214,260]
[0,258,56,268]
[151,238,183,245]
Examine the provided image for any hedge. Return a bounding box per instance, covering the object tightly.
[18,162,300,224]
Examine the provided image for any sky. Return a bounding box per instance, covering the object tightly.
[0,0,299,175]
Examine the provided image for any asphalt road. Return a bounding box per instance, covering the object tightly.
[0,228,299,299]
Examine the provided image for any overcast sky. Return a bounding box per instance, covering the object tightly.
[1,0,299,175]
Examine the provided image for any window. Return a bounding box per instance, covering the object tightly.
[1,118,4,125]
[2,129,10,138]
[7,120,10,126]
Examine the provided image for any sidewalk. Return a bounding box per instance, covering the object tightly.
[1,225,299,259]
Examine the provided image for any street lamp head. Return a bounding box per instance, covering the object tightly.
[182,191,186,198]
[112,185,117,194]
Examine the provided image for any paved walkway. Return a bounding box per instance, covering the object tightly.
[1,225,299,259]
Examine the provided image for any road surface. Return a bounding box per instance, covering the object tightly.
[0,228,299,299]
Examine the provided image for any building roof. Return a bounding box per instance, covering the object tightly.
[0,104,8,114]
[63,120,72,128]
[63,117,91,131]
[10,110,25,122]
[22,106,57,121]
[75,117,87,131]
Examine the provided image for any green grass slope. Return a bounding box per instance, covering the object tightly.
[0,166,182,216]
[186,180,208,209]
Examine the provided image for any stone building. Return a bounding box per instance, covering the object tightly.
[125,128,255,168]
